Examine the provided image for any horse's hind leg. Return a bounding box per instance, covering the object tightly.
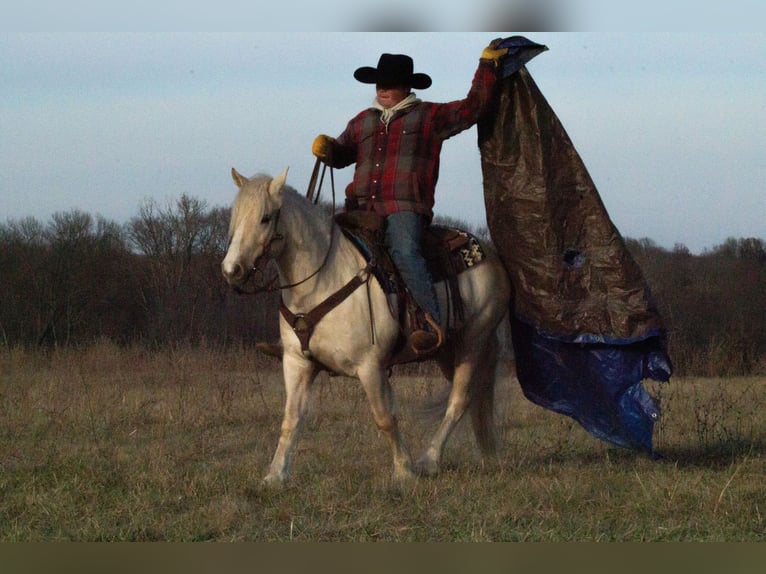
[359,365,416,483]
[415,357,474,477]
[415,333,499,476]
[263,356,318,486]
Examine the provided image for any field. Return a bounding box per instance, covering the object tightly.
[1,342,764,542]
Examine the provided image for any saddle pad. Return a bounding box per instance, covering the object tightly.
[426,226,486,276]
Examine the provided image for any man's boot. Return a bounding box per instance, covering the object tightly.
[255,341,283,360]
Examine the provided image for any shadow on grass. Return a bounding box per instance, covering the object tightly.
[496,435,765,470]
[656,436,766,469]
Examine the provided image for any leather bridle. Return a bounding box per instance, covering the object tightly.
[232,159,336,295]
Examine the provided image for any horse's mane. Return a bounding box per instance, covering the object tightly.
[280,184,333,238]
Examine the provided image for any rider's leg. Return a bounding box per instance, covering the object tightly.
[385,211,442,353]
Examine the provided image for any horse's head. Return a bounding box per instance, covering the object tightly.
[221,166,289,288]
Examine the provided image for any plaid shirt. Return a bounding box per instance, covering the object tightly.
[330,61,497,220]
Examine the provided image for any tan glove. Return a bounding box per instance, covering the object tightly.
[312,134,335,163]
[480,39,508,66]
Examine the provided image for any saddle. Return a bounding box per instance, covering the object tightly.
[334,210,487,361]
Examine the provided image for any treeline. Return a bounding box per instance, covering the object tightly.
[626,237,766,376]
[0,195,280,350]
[1,196,764,376]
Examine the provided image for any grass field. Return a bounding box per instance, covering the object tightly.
[1,341,764,541]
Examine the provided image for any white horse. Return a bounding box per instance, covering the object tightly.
[222,167,511,485]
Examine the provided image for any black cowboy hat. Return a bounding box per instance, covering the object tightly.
[354,53,432,90]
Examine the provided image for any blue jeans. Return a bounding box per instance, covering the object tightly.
[385,211,441,324]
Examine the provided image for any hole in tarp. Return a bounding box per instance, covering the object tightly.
[562,249,585,269]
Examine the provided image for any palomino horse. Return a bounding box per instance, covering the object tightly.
[222,167,511,485]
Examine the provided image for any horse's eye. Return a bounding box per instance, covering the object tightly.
[261,213,272,224]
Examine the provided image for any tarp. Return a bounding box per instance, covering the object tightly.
[479,37,673,452]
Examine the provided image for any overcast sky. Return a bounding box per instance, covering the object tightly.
[1,32,764,253]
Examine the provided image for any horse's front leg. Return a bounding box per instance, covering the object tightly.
[263,354,318,486]
[359,365,416,483]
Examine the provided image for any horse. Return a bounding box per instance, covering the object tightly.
[221,167,511,486]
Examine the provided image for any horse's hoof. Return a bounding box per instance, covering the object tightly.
[262,473,286,489]
[414,457,440,477]
[392,467,418,484]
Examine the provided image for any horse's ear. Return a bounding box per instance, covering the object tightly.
[268,167,290,197]
[231,167,247,188]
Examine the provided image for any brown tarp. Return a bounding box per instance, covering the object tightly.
[476,41,671,451]
[479,67,666,344]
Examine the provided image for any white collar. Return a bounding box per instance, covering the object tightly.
[373,93,420,126]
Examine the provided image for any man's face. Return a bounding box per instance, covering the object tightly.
[376,84,410,108]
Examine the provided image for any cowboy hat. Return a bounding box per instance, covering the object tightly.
[354,53,432,89]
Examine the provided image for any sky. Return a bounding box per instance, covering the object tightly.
[1,32,765,254]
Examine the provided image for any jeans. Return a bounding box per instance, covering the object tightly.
[385,211,441,324]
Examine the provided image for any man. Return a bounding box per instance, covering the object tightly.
[312,41,507,354]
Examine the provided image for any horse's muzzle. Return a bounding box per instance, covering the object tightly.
[221,260,250,286]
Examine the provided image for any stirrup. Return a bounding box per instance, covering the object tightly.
[410,313,444,355]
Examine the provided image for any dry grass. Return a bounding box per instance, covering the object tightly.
[1,341,764,541]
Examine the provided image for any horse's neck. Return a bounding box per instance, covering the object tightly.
[276,195,357,306]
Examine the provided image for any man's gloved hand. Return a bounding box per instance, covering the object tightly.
[480,39,509,65]
[312,134,335,163]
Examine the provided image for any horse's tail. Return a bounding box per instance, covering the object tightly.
[467,328,500,456]
[469,308,514,456]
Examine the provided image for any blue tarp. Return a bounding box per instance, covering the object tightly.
[480,37,673,453]
[511,317,671,451]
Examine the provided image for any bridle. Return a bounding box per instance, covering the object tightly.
[233,159,336,295]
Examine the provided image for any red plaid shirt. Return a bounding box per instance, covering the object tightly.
[329,61,497,220]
